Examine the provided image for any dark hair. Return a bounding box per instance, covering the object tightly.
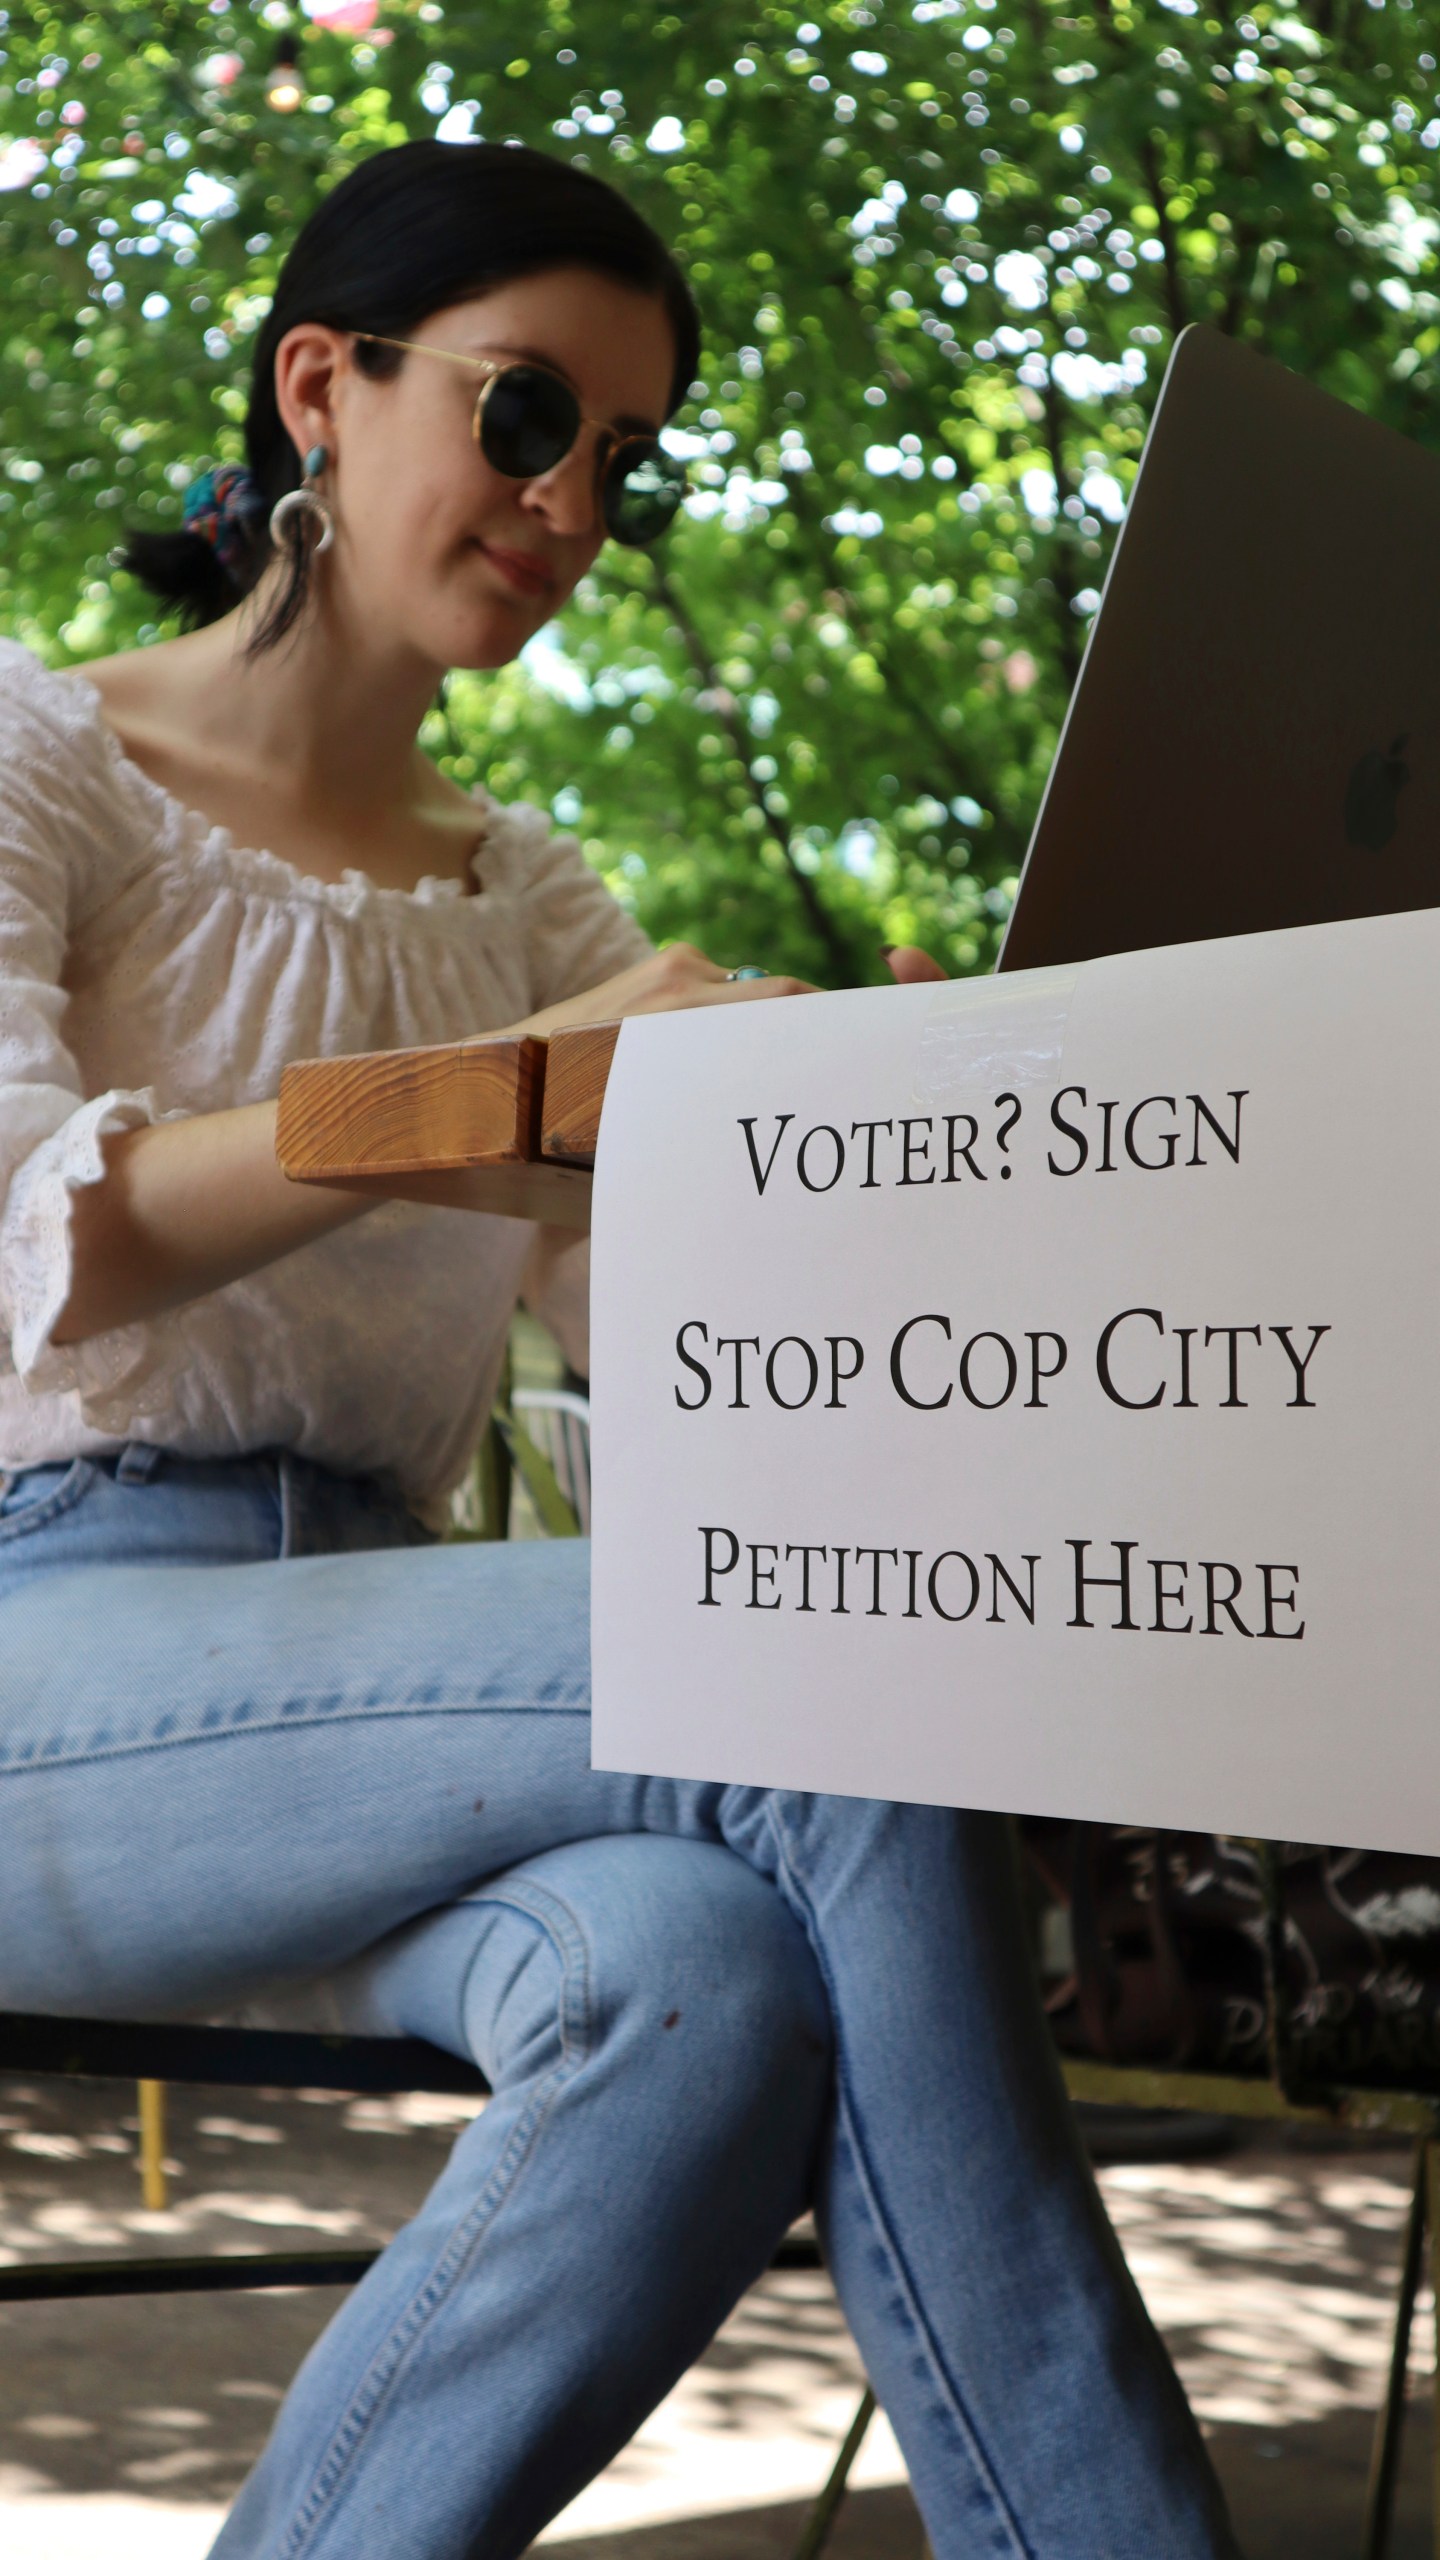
[122,138,700,648]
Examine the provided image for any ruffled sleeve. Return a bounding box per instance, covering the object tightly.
[0,645,185,1400]
[481,796,651,1015]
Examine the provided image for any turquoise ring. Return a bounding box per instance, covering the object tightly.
[726,965,771,981]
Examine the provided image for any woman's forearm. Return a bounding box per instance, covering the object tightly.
[49,948,828,1350]
[51,1101,374,1345]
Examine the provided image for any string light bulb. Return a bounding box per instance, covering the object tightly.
[265,37,306,111]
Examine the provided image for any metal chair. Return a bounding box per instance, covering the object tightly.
[511,1384,592,1534]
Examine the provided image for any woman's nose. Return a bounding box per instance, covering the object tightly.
[521,434,602,541]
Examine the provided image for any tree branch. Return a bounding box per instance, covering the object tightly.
[651,565,857,980]
[779,473,1020,855]
[1218,214,1262,339]
[1040,370,1084,696]
[1137,135,1189,339]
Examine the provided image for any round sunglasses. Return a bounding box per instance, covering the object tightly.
[357,334,688,549]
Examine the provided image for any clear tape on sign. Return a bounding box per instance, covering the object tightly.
[912,967,1077,1103]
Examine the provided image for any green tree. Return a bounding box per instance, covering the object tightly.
[2,0,1437,981]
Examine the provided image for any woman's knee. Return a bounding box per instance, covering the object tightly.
[477,1833,832,2127]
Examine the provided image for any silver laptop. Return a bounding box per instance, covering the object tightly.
[1000,323,1440,973]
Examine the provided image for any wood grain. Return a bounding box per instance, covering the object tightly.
[278,1035,542,1180]
[541,1021,621,1167]
[276,1022,622,1228]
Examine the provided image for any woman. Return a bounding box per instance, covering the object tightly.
[0,140,1238,2559]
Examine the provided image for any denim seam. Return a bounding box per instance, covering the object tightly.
[449,1874,595,2065]
[0,1457,98,1545]
[0,1700,591,1777]
[761,1797,1033,2560]
[275,1880,595,2558]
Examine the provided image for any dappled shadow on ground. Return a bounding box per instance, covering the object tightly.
[0,2069,470,2505]
[1097,2136,1433,2431]
[0,2069,885,2530]
[1097,2135,1437,2560]
[0,2074,1437,2556]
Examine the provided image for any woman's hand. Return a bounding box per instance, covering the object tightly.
[884,946,949,986]
[512,939,948,1045]
[516,942,817,1042]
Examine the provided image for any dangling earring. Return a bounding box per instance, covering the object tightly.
[269,442,334,556]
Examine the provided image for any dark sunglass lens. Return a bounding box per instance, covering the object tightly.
[479,365,580,478]
[604,443,687,547]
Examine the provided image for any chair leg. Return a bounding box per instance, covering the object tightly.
[1361,2136,1427,2560]
[137,2079,167,2212]
[790,2385,876,2560]
[1430,2143,1440,2560]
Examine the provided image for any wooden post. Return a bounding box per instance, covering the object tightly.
[276,1019,624,1221]
[540,1021,620,1166]
[277,1033,592,1227]
[138,2079,167,2213]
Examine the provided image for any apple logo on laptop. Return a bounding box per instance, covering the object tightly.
[1344,735,1409,850]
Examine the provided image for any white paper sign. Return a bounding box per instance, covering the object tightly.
[590,911,1440,1853]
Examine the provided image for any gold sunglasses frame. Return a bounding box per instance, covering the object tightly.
[354,334,688,520]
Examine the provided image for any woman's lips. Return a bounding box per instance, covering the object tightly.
[478,541,557,599]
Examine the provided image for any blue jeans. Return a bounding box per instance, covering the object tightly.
[0,1446,1237,2560]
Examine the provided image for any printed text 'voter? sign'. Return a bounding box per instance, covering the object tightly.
[589,911,1440,1853]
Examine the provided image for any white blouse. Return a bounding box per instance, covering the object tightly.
[0,638,648,1509]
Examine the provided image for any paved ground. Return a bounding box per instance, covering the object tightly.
[0,2071,1434,2557]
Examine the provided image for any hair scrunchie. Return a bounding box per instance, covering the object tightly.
[180,464,268,577]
